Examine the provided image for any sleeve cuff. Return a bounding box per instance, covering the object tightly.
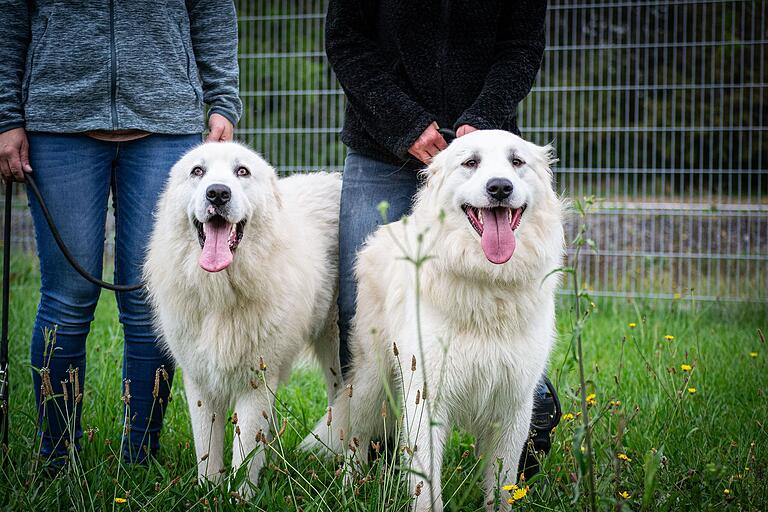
[208,106,239,127]
[0,120,25,135]
[391,111,436,160]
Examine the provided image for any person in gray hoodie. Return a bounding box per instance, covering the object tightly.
[0,0,242,464]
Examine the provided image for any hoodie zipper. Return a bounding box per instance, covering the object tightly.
[109,0,118,128]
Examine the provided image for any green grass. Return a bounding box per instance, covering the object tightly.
[0,255,765,511]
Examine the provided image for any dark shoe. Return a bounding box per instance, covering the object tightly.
[518,375,561,480]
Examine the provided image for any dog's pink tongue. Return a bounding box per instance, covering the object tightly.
[480,207,516,264]
[199,221,233,272]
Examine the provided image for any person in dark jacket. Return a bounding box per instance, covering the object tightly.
[0,0,242,464]
[327,0,559,477]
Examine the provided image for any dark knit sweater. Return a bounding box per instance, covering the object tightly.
[325,0,547,167]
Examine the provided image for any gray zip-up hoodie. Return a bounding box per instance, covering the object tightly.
[0,0,242,135]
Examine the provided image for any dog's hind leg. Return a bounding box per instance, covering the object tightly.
[183,373,226,483]
[300,354,388,465]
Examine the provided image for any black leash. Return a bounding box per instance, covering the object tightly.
[0,180,10,450]
[25,173,143,293]
[437,127,457,143]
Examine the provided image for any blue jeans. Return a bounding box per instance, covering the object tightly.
[337,150,550,396]
[26,132,201,463]
[337,151,422,373]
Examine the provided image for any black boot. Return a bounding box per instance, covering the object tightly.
[518,375,561,480]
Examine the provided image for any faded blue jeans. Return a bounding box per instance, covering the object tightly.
[26,132,201,463]
[337,151,422,373]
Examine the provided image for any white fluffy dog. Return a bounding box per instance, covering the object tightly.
[145,142,341,492]
[302,130,564,511]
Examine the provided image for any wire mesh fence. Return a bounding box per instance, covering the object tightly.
[235,0,767,302]
[2,0,766,302]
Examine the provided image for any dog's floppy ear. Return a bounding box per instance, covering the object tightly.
[414,152,450,211]
[531,141,558,185]
[422,150,449,189]
[540,142,558,168]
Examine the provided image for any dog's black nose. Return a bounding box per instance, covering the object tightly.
[206,184,231,206]
[486,178,513,201]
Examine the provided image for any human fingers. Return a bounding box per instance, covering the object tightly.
[408,147,431,164]
[433,134,448,151]
[206,120,225,142]
[456,124,478,137]
[20,132,32,174]
[421,124,447,151]
[7,151,24,181]
[221,121,234,142]
[0,159,12,182]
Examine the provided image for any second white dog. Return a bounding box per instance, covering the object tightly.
[302,130,565,511]
[145,142,341,492]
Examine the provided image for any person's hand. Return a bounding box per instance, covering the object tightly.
[206,113,234,142]
[0,127,32,182]
[408,122,448,164]
[456,124,478,137]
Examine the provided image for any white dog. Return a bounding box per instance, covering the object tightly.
[302,130,564,511]
[144,142,341,492]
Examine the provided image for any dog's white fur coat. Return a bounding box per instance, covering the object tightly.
[145,142,341,490]
[302,131,564,511]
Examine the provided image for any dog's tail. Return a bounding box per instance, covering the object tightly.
[299,372,392,461]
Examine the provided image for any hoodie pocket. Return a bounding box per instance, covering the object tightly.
[22,16,50,103]
[181,35,203,104]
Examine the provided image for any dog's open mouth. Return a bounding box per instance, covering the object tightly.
[194,215,245,273]
[461,204,526,265]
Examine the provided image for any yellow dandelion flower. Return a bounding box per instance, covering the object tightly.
[680,364,692,372]
[585,393,596,406]
[664,334,675,341]
[619,491,631,499]
[687,387,697,394]
[512,486,529,501]
[503,483,530,504]
[562,412,575,421]
[114,498,127,504]
[628,323,636,328]
[750,351,758,358]
[617,452,632,462]
[610,400,622,407]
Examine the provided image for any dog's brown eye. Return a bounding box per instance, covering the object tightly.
[511,157,525,167]
[191,166,205,177]
[236,166,250,177]
[462,159,478,169]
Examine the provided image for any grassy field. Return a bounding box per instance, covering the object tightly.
[0,256,765,511]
